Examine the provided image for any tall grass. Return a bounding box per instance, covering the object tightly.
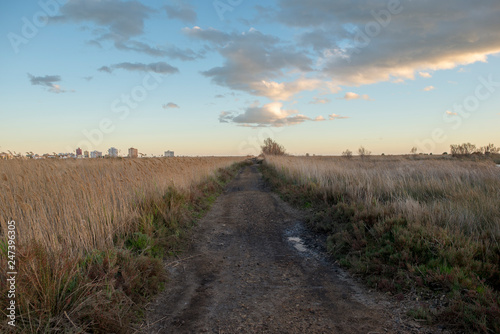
[0,157,244,332]
[0,157,241,256]
[266,156,500,241]
[264,155,500,332]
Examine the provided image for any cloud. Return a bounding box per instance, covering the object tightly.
[339,92,372,100]
[58,0,500,104]
[218,111,234,123]
[183,26,231,46]
[114,40,205,60]
[98,62,179,74]
[220,102,317,127]
[28,74,61,87]
[83,76,93,81]
[309,97,331,104]
[446,110,458,116]
[98,66,113,73]
[248,78,334,101]
[329,113,350,120]
[274,0,500,86]
[55,0,152,40]
[164,3,197,23]
[162,102,179,109]
[54,1,202,60]
[161,45,205,61]
[423,86,435,91]
[185,27,324,100]
[220,102,335,127]
[28,74,72,93]
[86,40,102,48]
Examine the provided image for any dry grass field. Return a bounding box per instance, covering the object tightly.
[266,155,500,239]
[0,157,244,332]
[264,155,500,332]
[0,157,242,255]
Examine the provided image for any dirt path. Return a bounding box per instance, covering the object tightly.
[143,165,434,333]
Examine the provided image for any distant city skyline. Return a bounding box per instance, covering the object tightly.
[1,1,499,156]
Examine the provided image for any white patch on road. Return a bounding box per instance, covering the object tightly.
[288,237,307,252]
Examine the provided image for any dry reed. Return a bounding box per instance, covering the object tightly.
[265,155,500,242]
[0,157,243,256]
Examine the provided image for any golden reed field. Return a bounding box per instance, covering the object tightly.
[0,157,244,332]
[264,155,500,332]
[0,157,242,255]
[266,155,500,239]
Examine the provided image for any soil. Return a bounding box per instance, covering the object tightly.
[142,164,449,334]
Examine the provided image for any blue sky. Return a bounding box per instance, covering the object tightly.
[1,0,499,156]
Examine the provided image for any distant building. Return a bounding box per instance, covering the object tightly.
[108,147,118,158]
[90,151,102,158]
[128,147,138,158]
[164,150,174,157]
[84,151,89,158]
[0,152,13,160]
[76,147,83,156]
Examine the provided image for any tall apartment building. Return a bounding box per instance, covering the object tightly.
[90,151,102,158]
[164,150,174,157]
[108,147,118,157]
[76,147,83,156]
[128,147,138,158]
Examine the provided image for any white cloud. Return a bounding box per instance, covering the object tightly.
[419,72,432,78]
[339,92,372,100]
[249,78,334,101]
[163,103,179,109]
[446,110,458,115]
[276,1,500,86]
[423,86,435,91]
[309,97,331,104]
[329,113,349,120]
[219,102,329,127]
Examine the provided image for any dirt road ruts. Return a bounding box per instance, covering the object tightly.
[143,164,437,333]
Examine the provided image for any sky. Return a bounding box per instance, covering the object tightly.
[1,0,499,156]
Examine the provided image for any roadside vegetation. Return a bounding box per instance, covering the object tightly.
[262,140,500,333]
[0,157,245,333]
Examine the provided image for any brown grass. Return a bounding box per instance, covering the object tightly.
[0,157,244,332]
[266,155,500,241]
[264,155,500,332]
[0,157,242,256]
